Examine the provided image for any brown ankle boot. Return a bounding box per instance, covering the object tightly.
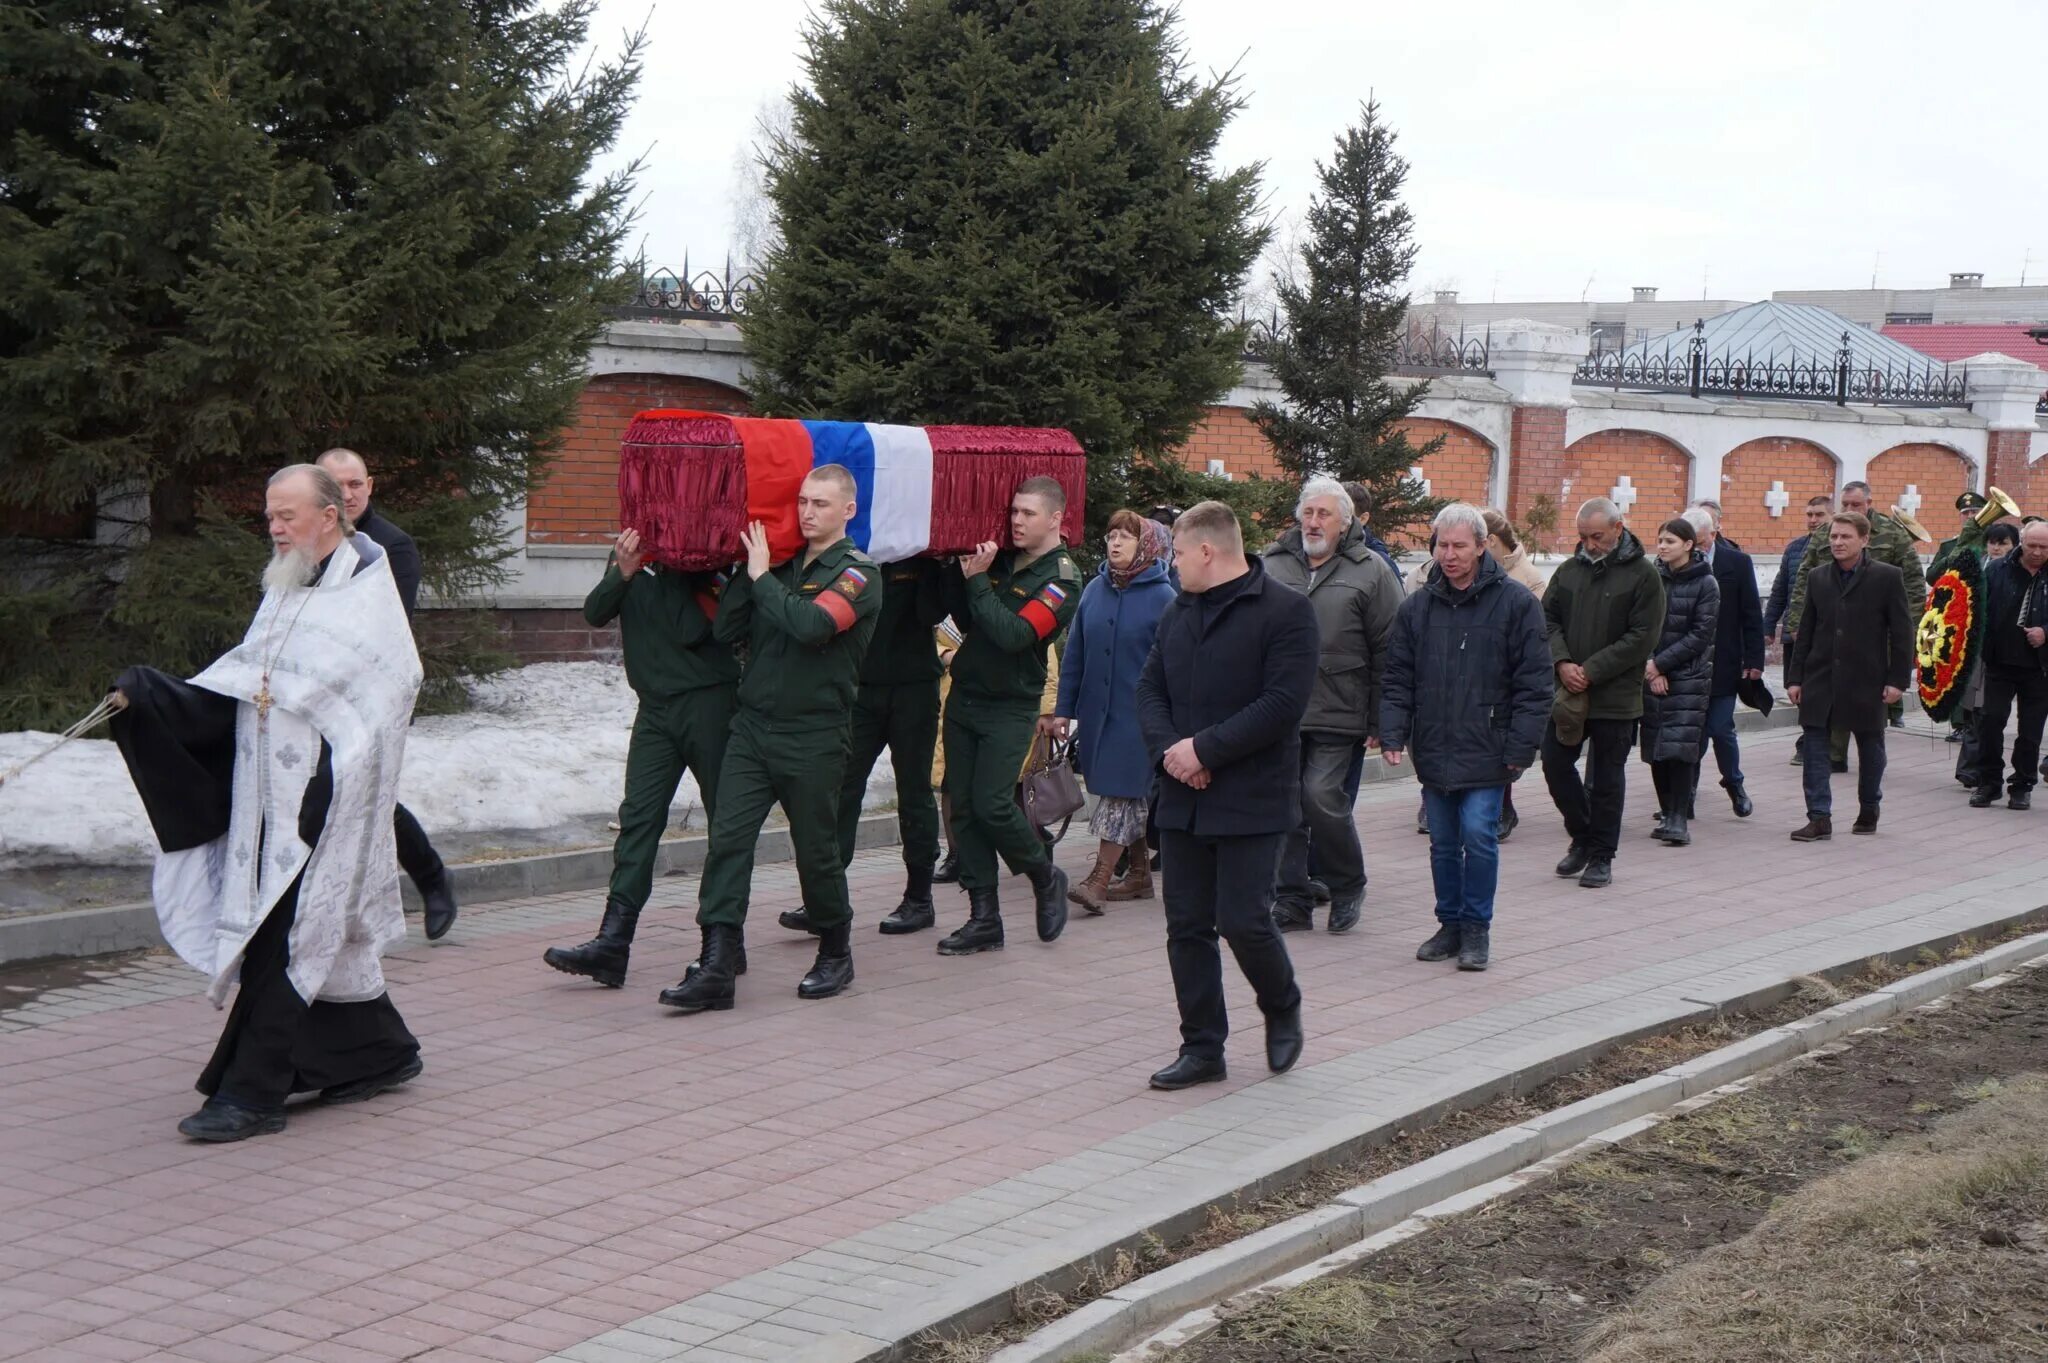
[1105,860,1153,901]
[1068,841,1119,914]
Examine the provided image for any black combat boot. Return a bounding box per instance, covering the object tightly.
[658,924,743,1012]
[799,922,855,1000]
[931,850,961,884]
[542,899,640,988]
[878,864,937,934]
[937,887,1005,956]
[1027,860,1070,942]
[778,906,824,935]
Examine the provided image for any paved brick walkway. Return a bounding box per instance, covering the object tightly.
[2,724,2042,1363]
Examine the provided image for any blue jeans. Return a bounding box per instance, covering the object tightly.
[1801,725,1885,818]
[1421,786,1505,925]
[1697,693,1743,786]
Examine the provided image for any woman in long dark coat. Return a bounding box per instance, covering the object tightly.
[1641,516,1720,846]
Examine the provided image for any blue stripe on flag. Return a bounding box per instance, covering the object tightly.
[801,421,878,553]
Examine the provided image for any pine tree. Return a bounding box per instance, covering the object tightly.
[0,0,642,727]
[1248,100,1442,538]
[743,0,1267,538]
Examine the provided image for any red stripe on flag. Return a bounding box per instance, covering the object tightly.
[1020,598,1059,640]
[816,589,858,634]
[733,418,816,564]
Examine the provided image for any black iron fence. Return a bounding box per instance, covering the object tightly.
[1240,312,1492,376]
[614,260,760,321]
[1576,320,1968,408]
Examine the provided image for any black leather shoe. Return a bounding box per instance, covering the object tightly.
[1148,1054,1226,1091]
[1578,858,1612,889]
[877,895,936,934]
[1659,812,1690,846]
[178,1098,285,1143]
[778,906,823,935]
[1265,1007,1303,1074]
[1790,816,1833,842]
[937,887,1004,956]
[1851,807,1879,835]
[659,925,742,1011]
[2012,790,2034,811]
[798,924,854,1000]
[1555,844,1590,878]
[1495,803,1519,842]
[1326,892,1362,934]
[1971,785,2002,808]
[931,851,961,884]
[1947,728,1965,743]
[1028,862,1069,942]
[1416,923,1461,962]
[422,878,458,941]
[1457,923,1491,971]
[1651,811,1671,839]
[543,899,640,988]
[1271,902,1313,933]
[1724,780,1753,819]
[1307,878,1332,905]
[321,1055,423,1105]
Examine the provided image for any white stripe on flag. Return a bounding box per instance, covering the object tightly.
[862,423,934,562]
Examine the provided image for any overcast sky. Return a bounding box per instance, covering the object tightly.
[588,0,2048,304]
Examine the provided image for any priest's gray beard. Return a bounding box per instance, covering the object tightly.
[263,542,319,593]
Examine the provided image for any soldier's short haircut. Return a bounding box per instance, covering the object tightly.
[1016,476,1066,512]
[1842,480,1871,497]
[1832,511,1871,537]
[316,446,368,477]
[1173,501,1243,553]
[1806,494,1834,509]
[805,463,857,501]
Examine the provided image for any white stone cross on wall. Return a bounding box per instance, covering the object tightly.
[1897,483,1923,516]
[1609,475,1638,514]
[1409,465,1432,498]
[1764,480,1791,518]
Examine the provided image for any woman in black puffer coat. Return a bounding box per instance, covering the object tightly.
[1640,516,1720,846]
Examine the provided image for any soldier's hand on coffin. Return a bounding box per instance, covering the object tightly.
[960,541,999,578]
[741,520,772,580]
[615,528,645,577]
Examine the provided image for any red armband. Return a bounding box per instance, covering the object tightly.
[815,565,870,634]
[1018,581,1068,640]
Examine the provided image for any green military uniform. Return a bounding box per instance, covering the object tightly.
[942,544,1081,892]
[696,537,882,932]
[1787,509,1927,757]
[836,559,948,870]
[584,559,740,914]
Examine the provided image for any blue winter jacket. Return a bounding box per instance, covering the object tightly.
[1379,553,1553,790]
[1055,557,1176,799]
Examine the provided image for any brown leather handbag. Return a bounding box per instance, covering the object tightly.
[1018,733,1086,837]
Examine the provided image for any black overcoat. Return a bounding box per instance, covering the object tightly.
[1786,557,1915,736]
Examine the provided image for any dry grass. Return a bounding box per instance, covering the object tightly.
[1580,1073,2048,1363]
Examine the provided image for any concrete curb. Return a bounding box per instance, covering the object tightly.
[798,918,2048,1363]
[0,813,905,967]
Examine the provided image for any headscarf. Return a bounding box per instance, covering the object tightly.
[1110,518,1171,591]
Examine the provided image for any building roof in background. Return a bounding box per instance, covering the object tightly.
[1620,302,1955,375]
[1880,322,2048,367]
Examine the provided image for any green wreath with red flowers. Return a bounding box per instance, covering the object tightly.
[1917,546,1983,722]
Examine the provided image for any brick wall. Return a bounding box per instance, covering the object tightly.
[419,607,622,666]
[527,374,752,545]
[1397,418,1495,508]
[1983,429,2035,517]
[1505,406,1567,518]
[1560,429,1690,532]
[1866,442,1973,550]
[1719,437,1836,555]
[1174,404,1284,480]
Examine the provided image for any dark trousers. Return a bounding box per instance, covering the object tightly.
[1540,717,1634,859]
[1310,740,1370,881]
[697,714,852,931]
[1276,733,1366,909]
[1697,693,1743,786]
[1160,829,1298,1062]
[837,680,942,869]
[943,692,1048,892]
[1649,758,1698,815]
[1975,666,2048,795]
[199,874,419,1113]
[1801,725,1885,818]
[392,803,444,892]
[611,687,736,912]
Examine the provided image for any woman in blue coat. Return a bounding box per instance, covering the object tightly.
[1051,512,1177,912]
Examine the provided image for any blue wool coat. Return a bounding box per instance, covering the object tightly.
[1055,558,1176,799]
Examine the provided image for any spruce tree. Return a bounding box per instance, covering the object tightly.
[0,0,642,727]
[744,0,1268,537]
[1248,100,1442,538]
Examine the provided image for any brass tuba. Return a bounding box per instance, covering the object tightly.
[1975,486,2023,529]
[1891,505,1932,543]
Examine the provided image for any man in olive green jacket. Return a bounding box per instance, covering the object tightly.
[1786,480,1926,752]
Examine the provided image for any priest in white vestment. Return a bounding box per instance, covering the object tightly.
[109,464,425,1142]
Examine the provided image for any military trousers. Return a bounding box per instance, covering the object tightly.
[610,686,736,913]
[837,680,942,870]
[942,691,1048,893]
[697,714,854,931]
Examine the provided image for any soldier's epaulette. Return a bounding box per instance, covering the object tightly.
[1055,553,1081,583]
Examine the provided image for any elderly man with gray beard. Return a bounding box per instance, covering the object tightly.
[1263,476,1402,934]
[108,464,424,1142]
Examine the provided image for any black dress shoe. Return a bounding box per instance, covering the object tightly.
[1271,902,1313,933]
[178,1098,285,1143]
[1971,785,2002,808]
[931,851,961,884]
[778,907,824,935]
[422,878,458,941]
[1326,893,1361,934]
[1851,808,1879,835]
[1555,844,1591,878]
[1265,1007,1303,1074]
[1495,803,1519,842]
[1307,878,1331,905]
[1416,923,1461,962]
[1724,780,1753,819]
[1578,858,1612,889]
[877,895,936,934]
[2012,790,2034,811]
[321,1055,424,1105]
[1148,1054,1226,1091]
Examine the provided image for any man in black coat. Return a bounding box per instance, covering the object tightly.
[1969,520,2048,811]
[1786,512,1915,841]
[317,448,456,940]
[1687,505,1765,816]
[1136,502,1319,1092]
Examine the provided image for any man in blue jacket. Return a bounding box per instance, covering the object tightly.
[1687,504,1766,816]
[1379,504,1551,971]
[1136,502,1319,1091]
[1763,495,1831,767]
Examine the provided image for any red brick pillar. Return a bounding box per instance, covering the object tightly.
[1963,356,2044,512]
[1487,323,1588,521]
[1505,405,1568,519]
[1985,428,2034,510]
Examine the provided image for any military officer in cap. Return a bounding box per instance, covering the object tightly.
[661,465,882,1012]
[1936,490,1990,564]
[935,476,1081,955]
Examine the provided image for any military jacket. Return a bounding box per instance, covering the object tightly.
[860,558,949,686]
[582,558,740,699]
[1787,511,1926,636]
[715,536,881,730]
[947,543,1081,703]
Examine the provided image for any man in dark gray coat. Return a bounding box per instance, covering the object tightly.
[1786,512,1915,841]
[1262,477,1401,934]
[1380,505,1551,972]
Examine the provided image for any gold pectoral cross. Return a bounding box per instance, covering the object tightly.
[255,678,273,721]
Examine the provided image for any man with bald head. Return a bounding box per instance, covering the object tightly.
[316,448,455,940]
[1969,518,2048,811]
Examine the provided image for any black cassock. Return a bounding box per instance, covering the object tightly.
[112,666,419,1112]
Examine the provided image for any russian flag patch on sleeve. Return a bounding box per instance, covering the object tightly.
[1019,579,1067,640]
[816,564,869,633]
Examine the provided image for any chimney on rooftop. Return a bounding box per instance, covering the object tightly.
[1950,272,1983,289]
[1434,289,1459,305]
[1632,286,1658,302]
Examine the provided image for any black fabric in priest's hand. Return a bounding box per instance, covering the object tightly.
[109,666,237,852]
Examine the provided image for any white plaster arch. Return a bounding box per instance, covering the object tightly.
[587,320,754,394]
